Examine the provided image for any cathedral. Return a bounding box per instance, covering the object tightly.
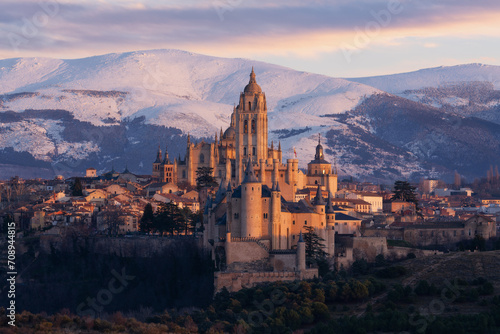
[151,69,366,290]
[152,68,338,201]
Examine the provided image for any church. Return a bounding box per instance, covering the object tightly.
[153,69,366,290]
[153,68,338,201]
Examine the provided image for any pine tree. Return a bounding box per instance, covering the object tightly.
[71,177,83,196]
[140,203,155,234]
[391,180,420,215]
[303,226,327,266]
[154,202,182,236]
[195,167,218,190]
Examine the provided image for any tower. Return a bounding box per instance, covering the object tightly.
[240,160,262,238]
[152,145,162,182]
[234,68,268,184]
[270,181,281,249]
[307,134,338,194]
[325,192,336,256]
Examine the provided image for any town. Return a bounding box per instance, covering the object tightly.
[1,70,499,294]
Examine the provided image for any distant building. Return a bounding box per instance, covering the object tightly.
[85,168,97,178]
[421,179,440,194]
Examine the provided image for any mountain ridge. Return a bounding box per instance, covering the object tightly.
[1,49,499,181]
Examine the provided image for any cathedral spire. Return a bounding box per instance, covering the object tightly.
[163,144,170,164]
[278,141,281,151]
[154,144,162,163]
[249,66,256,83]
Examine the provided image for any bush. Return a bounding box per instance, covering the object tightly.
[312,302,330,321]
[375,266,407,279]
[406,252,416,259]
[375,254,386,267]
[352,258,370,276]
[414,280,431,296]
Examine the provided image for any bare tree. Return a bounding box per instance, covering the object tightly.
[101,207,125,237]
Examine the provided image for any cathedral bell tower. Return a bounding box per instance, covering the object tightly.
[234,68,268,184]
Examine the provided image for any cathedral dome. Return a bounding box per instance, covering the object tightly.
[223,126,236,139]
[243,67,262,94]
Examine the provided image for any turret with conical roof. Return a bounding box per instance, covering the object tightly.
[242,160,259,183]
[240,160,263,238]
[313,184,325,206]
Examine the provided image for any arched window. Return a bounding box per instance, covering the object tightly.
[244,120,248,133]
[199,153,205,163]
[251,119,256,133]
[182,170,186,178]
[252,147,256,156]
[248,102,251,110]
[243,147,247,156]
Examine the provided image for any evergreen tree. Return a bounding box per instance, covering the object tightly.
[71,177,83,196]
[140,203,155,234]
[195,167,218,190]
[391,180,420,215]
[303,226,327,266]
[155,202,182,236]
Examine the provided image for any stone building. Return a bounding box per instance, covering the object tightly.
[152,68,338,202]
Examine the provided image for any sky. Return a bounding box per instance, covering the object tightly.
[1,0,499,77]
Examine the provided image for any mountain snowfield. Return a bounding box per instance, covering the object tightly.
[1,49,500,181]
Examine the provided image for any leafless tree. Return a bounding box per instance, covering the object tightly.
[101,207,125,237]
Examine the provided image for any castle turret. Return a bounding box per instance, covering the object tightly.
[271,181,281,250]
[313,184,325,214]
[240,160,262,238]
[326,192,336,256]
[297,231,306,271]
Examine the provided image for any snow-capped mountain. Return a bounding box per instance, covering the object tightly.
[1,50,499,181]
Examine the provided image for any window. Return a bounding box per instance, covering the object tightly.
[304,220,307,225]
[234,213,239,219]
[244,147,247,156]
[251,120,256,133]
[182,170,186,178]
[248,102,251,110]
[292,235,295,240]
[199,153,205,163]
[244,120,248,133]
[252,147,256,156]
[263,213,268,219]
[293,220,295,225]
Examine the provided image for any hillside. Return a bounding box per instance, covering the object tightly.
[1,51,500,181]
